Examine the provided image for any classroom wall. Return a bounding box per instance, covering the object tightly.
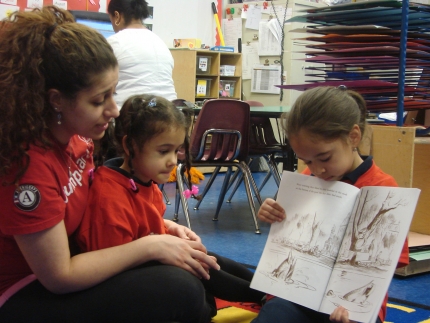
[146,0,217,48]
[222,0,325,107]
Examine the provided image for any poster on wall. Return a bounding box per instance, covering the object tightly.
[0,3,19,19]
[0,0,104,15]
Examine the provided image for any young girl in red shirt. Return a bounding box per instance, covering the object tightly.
[77,94,265,317]
[252,86,409,323]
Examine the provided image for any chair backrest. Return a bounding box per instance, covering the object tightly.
[190,99,250,162]
[245,101,280,147]
[245,100,264,107]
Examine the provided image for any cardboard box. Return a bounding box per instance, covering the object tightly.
[173,38,202,49]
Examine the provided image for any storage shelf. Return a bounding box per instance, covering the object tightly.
[286,0,430,132]
[170,49,242,103]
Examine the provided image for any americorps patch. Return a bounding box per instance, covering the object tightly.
[14,184,41,211]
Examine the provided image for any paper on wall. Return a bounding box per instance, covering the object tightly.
[269,6,293,25]
[0,3,18,19]
[0,0,17,5]
[268,18,282,43]
[52,0,67,10]
[222,17,243,53]
[245,4,262,30]
[242,41,259,80]
[27,0,42,8]
[258,20,281,56]
[251,64,281,94]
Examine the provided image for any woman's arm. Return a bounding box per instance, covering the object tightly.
[15,220,220,294]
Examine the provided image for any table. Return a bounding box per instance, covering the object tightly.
[193,106,290,118]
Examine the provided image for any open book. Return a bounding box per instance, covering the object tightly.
[250,171,421,323]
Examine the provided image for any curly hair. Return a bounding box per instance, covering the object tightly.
[0,6,118,184]
[96,94,194,188]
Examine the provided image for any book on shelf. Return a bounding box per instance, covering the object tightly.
[251,171,421,323]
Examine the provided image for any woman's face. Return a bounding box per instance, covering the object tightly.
[50,67,119,144]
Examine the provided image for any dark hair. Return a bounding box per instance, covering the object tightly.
[97,94,194,187]
[108,0,149,26]
[0,6,118,184]
[282,86,367,142]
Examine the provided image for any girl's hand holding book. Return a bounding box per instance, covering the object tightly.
[258,198,286,224]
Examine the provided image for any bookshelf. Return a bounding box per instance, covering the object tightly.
[170,49,242,103]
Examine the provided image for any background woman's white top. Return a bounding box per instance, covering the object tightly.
[108,28,177,108]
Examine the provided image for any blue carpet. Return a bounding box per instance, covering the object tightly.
[163,171,430,322]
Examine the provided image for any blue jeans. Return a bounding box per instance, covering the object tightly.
[251,297,383,323]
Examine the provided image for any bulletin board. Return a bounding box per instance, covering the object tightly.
[0,0,101,16]
[223,0,325,107]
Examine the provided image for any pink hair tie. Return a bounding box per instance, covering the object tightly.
[183,185,199,199]
[129,178,139,192]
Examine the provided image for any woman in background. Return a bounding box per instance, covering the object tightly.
[107,0,177,108]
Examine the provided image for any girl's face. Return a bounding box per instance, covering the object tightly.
[131,127,186,184]
[49,67,119,144]
[289,126,363,181]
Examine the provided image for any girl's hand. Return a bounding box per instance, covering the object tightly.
[258,198,286,224]
[164,220,201,242]
[329,306,357,323]
[145,234,219,279]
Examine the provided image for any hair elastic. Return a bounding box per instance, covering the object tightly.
[183,185,199,199]
[147,98,157,108]
[337,85,347,90]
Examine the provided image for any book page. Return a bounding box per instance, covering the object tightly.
[320,186,421,323]
[251,172,360,310]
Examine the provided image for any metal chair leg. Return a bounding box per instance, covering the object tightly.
[194,166,221,210]
[158,184,171,205]
[258,172,272,192]
[213,166,233,220]
[173,163,191,229]
[238,161,260,234]
[226,158,251,202]
[226,171,244,203]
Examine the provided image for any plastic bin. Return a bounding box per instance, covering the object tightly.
[196,56,211,74]
[220,65,236,76]
[219,80,236,97]
[196,79,212,97]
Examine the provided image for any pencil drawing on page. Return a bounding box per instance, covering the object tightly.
[250,171,420,323]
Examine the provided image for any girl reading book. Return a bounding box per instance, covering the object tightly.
[252,86,409,323]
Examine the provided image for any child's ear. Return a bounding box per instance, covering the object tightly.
[349,124,362,148]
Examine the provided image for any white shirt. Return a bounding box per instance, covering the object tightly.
[108,28,177,109]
